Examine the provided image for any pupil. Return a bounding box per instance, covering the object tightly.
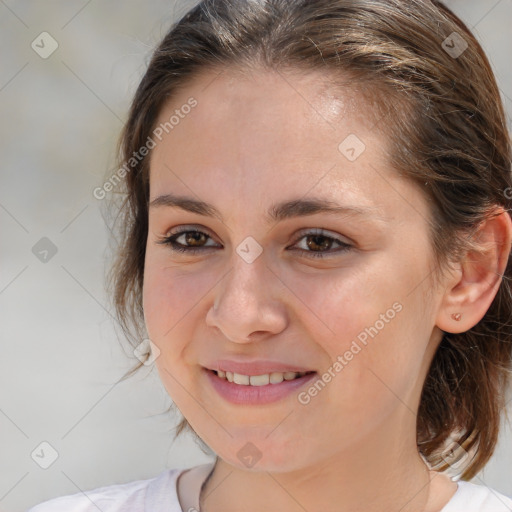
[186,232,205,246]
[307,235,330,251]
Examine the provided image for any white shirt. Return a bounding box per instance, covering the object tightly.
[26,463,512,512]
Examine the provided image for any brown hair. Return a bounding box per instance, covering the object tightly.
[104,0,512,480]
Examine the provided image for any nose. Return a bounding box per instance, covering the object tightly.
[205,252,288,343]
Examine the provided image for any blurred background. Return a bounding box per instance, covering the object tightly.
[1,1,511,511]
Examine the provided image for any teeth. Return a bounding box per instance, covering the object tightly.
[270,372,284,384]
[250,374,269,386]
[233,373,250,385]
[215,370,309,385]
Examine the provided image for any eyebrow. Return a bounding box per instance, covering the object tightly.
[149,193,384,224]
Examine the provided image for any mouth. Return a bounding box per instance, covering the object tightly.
[204,367,318,405]
[209,368,317,386]
[202,359,319,404]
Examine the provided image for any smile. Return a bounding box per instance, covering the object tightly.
[213,369,314,386]
[204,368,318,405]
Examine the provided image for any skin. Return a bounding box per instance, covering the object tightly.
[142,67,511,512]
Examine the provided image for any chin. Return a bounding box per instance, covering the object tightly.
[207,430,315,473]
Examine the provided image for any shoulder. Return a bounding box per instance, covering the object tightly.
[441,480,512,512]
[25,467,185,512]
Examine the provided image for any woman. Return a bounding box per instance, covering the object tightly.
[28,0,512,510]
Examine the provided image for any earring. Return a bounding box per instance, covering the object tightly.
[451,313,462,321]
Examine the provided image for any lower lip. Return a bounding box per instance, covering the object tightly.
[204,368,317,405]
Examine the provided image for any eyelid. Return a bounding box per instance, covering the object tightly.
[166,224,218,240]
[290,227,354,246]
[163,225,352,247]
[157,224,355,261]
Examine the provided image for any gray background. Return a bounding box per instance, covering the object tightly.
[0,1,511,511]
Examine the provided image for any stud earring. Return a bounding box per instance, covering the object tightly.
[451,313,462,321]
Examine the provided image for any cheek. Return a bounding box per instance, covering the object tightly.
[284,263,395,355]
[325,300,432,427]
[294,260,430,405]
[142,256,209,402]
[142,251,221,368]
[309,316,426,443]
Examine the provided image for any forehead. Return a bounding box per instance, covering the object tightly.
[151,69,380,172]
[146,67,427,227]
[154,66,376,141]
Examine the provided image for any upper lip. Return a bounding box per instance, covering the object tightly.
[204,359,316,375]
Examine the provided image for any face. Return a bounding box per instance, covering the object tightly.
[143,67,447,471]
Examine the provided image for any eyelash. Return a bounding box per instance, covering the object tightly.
[155,227,353,259]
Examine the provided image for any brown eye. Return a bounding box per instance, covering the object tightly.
[156,227,220,254]
[155,227,353,259]
[291,230,353,259]
[181,231,208,247]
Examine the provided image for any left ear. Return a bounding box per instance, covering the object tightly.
[436,207,512,334]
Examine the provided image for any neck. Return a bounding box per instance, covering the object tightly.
[200,437,441,511]
[200,454,430,512]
